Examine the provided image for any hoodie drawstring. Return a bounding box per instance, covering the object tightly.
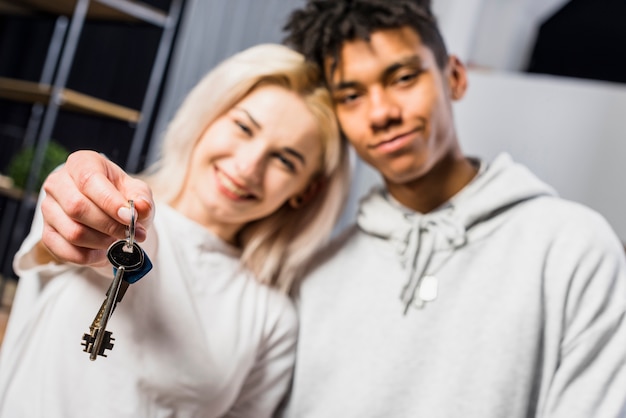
[399,215,467,314]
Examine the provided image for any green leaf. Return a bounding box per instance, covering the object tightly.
[7,141,70,191]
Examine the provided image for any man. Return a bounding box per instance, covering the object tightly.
[279,0,626,416]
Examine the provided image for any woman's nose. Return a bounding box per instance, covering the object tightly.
[234,145,266,184]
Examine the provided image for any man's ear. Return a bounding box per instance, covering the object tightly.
[446,55,468,101]
[289,177,326,209]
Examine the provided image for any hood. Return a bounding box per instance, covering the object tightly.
[357,153,557,313]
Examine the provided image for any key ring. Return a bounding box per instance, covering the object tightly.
[125,200,135,251]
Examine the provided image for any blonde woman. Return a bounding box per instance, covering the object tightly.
[0,44,350,418]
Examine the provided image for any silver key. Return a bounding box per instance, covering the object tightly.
[81,266,128,359]
[81,200,142,360]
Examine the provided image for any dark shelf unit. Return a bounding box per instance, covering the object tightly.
[0,0,184,294]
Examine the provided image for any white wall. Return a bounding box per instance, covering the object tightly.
[455,69,626,241]
[433,0,569,71]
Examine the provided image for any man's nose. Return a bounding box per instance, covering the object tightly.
[368,88,401,131]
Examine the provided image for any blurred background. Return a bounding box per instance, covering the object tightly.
[1,0,625,338]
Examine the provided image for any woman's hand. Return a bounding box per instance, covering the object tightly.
[39,150,154,266]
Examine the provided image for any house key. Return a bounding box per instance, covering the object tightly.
[81,200,152,360]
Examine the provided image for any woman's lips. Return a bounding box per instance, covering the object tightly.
[215,169,255,199]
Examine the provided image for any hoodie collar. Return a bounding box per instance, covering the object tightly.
[357,153,556,313]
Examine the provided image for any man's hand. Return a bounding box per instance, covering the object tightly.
[39,150,154,266]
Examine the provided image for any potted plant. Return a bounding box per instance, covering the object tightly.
[6,141,70,192]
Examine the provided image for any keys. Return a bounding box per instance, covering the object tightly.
[107,239,145,272]
[81,200,152,360]
[81,269,128,359]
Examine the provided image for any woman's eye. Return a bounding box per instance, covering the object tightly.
[235,120,252,136]
[275,154,296,172]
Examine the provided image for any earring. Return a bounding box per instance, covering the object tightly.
[289,195,303,209]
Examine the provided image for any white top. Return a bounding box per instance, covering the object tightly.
[0,203,297,418]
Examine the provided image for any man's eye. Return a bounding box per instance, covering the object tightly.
[393,71,420,85]
[334,92,360,105]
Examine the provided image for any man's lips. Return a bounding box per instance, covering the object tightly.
[369,127,422,150]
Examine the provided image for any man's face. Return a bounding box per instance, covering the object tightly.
[326,27,466,187]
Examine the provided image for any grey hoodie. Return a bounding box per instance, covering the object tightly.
[282,153,626,418]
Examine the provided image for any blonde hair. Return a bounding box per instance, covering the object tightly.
[142,43,350,293]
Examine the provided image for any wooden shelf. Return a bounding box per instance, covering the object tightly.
[0,177,39,203]
[0,184,23,201]
[0,0,28,14]
[0,77,141,123]
[0,0,167,23]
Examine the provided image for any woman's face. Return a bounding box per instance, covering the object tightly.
[172,84,323,243]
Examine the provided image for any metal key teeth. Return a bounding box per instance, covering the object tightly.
[81,330,115,357]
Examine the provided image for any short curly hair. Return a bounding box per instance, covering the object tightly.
[283,0,448,79]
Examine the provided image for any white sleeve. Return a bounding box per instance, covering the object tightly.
[224,297,298,418]
[540,212,626,417]
[2,191,66,355]
[12,189,58,275]
[5,188,110,351]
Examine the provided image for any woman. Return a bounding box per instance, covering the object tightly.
[0,44,350,417]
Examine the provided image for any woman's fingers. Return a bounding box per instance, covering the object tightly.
[39,150,155,265]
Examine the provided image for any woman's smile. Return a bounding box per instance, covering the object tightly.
[215,167,256,200]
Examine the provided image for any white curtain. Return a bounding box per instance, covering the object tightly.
[147,0,305,164]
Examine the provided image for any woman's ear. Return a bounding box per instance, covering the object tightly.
[446,55,468,101]
[289,195,304,209]
[289,176,326,209]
